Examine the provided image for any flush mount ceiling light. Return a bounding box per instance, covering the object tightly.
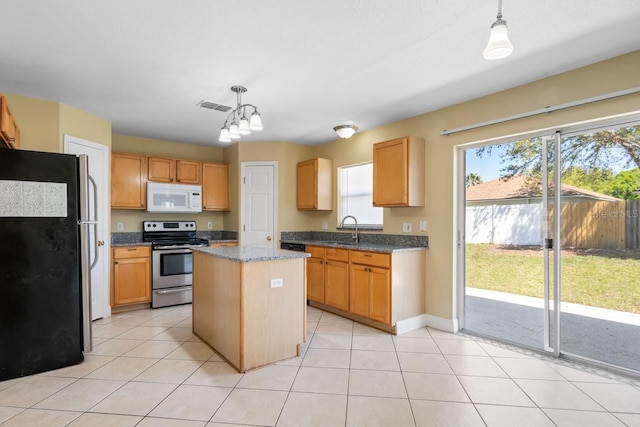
[218,85,263,143]
[333,123,358,139]
[483,0,514,60]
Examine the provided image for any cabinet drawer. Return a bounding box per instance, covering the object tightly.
[113,246,150,259]
[325,247,349,262]
[306,246,325,258]
[350,250,390,268]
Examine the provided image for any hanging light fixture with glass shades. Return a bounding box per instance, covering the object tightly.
[333,123,359,139]
[218,85,263,143]
[483,0,514,60]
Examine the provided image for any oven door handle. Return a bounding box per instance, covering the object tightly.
[154,246,194,251]
[154,287,192,295]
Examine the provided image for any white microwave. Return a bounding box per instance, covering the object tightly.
[147,182,202,213]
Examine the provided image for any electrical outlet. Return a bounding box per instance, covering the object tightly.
[117,222,124,231]
[419,220,427,231]
[207,222,213,230]
[270,278,283,288]
[402,222,412,233]
[321,221,328,230]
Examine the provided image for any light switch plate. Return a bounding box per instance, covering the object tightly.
[270,278,283,288]
[117,222,124,231]
[402,222,412,232]
[321,221,328,230]
[419,220,427,231]
[207,221,213,229]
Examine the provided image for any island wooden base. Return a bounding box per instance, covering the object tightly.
[192,251,306,372]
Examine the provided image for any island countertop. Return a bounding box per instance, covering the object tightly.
[192,245,310,262]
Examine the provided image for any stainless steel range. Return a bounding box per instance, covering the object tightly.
[143,221,209,308]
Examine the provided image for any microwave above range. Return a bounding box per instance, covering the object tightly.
[147,182,202,213]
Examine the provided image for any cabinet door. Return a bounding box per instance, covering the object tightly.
[111,153,147,209]
[325,260,349,311]
[0,95,19,149]
[176,160,201,184]
[369,267,391,324]
[148,157,175,182]
[113,257,150,305]
[373,137,408,206]
[297,159,317,209]
[349,264,370,317]
[202,162,229,210]
[306,257,325,303]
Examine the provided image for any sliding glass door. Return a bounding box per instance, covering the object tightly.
[462,119,640,374]
[462,134,557,354]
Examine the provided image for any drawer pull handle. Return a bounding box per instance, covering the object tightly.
[364,254,372,257]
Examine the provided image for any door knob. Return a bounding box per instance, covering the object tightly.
[267,236,272,241]
[97,240,105,246]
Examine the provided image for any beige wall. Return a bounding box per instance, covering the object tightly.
[59,103,112,150]
[4,93,61,152]
[111,134,225,232]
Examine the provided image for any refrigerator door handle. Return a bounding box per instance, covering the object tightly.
[88,174,100,270]
[78,155,93,353]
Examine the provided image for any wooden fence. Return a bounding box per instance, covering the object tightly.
[548,200,640,249]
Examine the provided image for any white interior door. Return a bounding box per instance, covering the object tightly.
[241,162,277,248]
[64,135,110,320]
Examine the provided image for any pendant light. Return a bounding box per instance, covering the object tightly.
[483,0,513,60]
[218,86,263,143]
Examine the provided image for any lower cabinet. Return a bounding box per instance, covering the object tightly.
[306,246,425,333]
[306,253,325,303]
[112,246,151,306]
[306,246,349,310]
[350,252,391,325]
[325,259,349,311]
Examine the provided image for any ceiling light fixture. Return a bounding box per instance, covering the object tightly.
[483,0,513,60]
[218,85,262,143]
[333,123,358,139]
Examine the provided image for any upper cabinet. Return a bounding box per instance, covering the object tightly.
[148,157,201,184]
[297,158,333,210]
[111,153,147,209]
[0,95,20,149]
[202,162,230,211]
[373,136,425,207]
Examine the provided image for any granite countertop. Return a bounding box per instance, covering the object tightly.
[193,246,311,263]
[282,239,427,253]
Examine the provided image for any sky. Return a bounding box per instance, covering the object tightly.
[465,146,507,182]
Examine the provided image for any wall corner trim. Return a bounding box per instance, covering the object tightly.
[395,313,459,335]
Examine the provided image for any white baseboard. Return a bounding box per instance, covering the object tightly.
[395,313,459,335]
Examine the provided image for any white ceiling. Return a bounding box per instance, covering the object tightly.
[1,1,640,147]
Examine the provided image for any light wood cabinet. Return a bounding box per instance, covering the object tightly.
[0,95,20,149]
[305,245,349,309]
[373,136,425,207]
[112,246,151,306]
[148,157,201,184]
[306,245,426,333]
[111,153,147,209]
[306,256,325,303]
[202,162,230,211]
[350,251,391,324]
[297,158,333,210]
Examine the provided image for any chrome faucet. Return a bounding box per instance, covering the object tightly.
[339,215,359,243]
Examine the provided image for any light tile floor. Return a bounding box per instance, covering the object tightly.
[1,305,639,426]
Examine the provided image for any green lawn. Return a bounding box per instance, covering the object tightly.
[466,244,640,314]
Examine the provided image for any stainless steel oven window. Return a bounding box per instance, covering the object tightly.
[160,252,193,277]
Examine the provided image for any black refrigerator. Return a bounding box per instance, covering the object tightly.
[0,149,93,381]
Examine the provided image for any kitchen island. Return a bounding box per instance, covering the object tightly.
[191,246,309,372]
